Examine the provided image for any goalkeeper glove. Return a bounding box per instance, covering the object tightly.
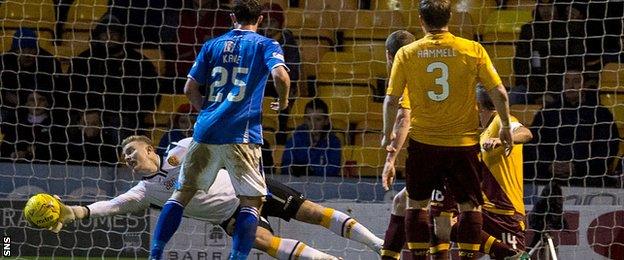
[48,195,89,233]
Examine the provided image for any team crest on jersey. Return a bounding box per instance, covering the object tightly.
[272,52,284,61]
[224,41,235,53]
[167,155,180,167]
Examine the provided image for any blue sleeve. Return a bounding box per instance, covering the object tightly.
[326,135,342,176]
[188,43,211,85]
[263,39,289,72]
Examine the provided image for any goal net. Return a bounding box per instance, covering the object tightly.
[0,0,622,259]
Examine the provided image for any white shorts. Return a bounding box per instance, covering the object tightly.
[176,141,267,197]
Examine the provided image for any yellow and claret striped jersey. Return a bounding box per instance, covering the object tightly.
[480,114,525,216]
[387,31,502,147]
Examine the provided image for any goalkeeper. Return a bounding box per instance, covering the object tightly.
[49,135,383,259]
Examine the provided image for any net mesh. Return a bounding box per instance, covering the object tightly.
[0,0,623,259]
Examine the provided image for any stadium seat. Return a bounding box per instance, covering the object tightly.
[339,10,404,42]
[262,129,277,148]
[600,92,624,128]
[273,145,285,168]
[66,0,108,31]
[260,0,290,8]
[146,94,189,127]
[262,97,279,131]
[52,30,91,70]
[342,145,386,177]
[600,92,624,173]
[0,0,56,32]
[287,97,349,131]
[510,104,541,127]
[141,48,165,76]
[483,43,516,88]
[600,63,624,91]
[448,12,475,40]
[0,28,54,54]
[482,10,532,42]
[505,0,537,11]
[149,127,168,148]
[316,51,386,85]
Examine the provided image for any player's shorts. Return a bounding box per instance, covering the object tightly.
[220,206,274,235]
[177,141,267,197]
[405,139,484,206]
[262,178,306,221]
[482,210,526,251]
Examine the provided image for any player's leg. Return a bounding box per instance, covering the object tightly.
[447,145,486,260]
[151,141,218,259]
[381,188,407,260]
[480,211,527,259]
[255,227,339,260]
[223,143,267,260]
[429,188,457,260]
[221,213,339,260]
[294,200,384,253]
[262,178,384,253]
[404,140,439,260]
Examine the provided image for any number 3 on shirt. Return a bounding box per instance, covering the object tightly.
[208,66,248,102]
[427,62,450,101]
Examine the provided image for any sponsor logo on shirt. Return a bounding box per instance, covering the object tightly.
[224,41,235,53]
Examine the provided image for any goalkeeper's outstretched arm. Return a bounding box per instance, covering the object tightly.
[52,183,150,232]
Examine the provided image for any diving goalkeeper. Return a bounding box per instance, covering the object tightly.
[48,135,383,259]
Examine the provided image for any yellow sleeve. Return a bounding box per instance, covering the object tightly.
[387,48,407,97]
[399,90,411,109]
[476,43,503,91]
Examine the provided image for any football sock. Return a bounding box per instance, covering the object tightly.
[381,214,406,260]
[456,211,483,260]
[229,206,260,260]
[320,208,384,253]
[430,212,452,260]
[405,208,430,260]
[450,225,517,259]
[268,237,337,260]
[150,199,185,260]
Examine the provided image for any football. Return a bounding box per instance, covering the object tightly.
[23,193,61,229]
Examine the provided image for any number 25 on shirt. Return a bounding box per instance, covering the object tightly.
[208,66,249,103]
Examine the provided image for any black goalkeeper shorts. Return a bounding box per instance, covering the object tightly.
[262,177,306,221]
[220,207,274,235]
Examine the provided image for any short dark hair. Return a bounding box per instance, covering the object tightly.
[476,85,495,111]
[233,0,263,25]
[385,30,416,57]
[419,0,452,30]
[304,98,329,115]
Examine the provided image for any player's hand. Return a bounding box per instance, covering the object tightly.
[381,133,395,149]
[482,138,502,151]
[270,99,289,111]
[499,126,513,156]
[48,195,76,233]
[382,160,396,191]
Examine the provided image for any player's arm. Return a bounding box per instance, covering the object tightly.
[382,107,410,190]
[184,79,204,112]
[271,66,290,110]
[50,183,151,233]
[186,43,211,111]
[86,183,151,218]
[482,122,533,151]
[382,49,408,148]
[512,124,532,144]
